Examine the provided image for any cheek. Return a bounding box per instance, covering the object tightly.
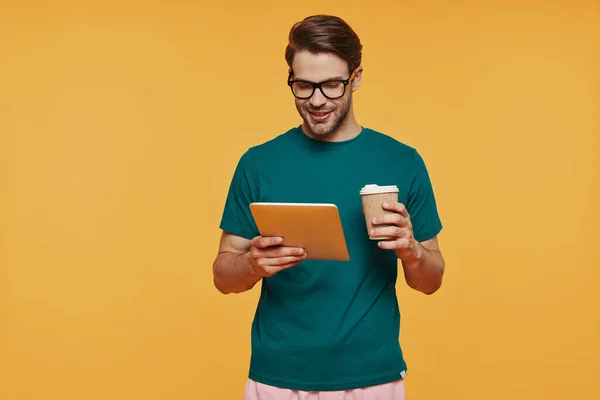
[331,99,345,112]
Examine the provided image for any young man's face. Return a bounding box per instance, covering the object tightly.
[290,50,361,138]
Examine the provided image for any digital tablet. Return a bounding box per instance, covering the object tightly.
[249,202,350,261]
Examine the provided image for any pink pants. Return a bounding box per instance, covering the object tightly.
[244,378,406,400]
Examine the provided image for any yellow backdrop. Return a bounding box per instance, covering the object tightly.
[1,1,598,399]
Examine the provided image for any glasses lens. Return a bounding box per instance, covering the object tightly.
[291,82,314,98]
[321,81,345,98]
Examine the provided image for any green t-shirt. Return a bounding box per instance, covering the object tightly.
[219,126,442,391]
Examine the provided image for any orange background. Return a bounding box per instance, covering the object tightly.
[1,1,599,399]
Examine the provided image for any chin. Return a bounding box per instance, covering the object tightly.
[310,125,334,135]
[304,116,337,137]
[308,125,335,137]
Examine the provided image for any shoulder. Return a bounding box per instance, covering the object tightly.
[230,127,297,169]
[363,127,420,159]
[246,127,298,156]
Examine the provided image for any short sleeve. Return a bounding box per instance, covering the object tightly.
[219,149,260,240]
[406,149,443,242]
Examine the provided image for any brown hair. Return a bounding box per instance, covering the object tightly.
[285,15,363,75]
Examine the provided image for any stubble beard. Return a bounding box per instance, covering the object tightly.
[300,96,352,138]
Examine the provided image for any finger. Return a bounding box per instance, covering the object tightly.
[370,226,410,239]
[251,246,304,261]
[382,202,409,218]
[277,260,303,270]
[377,238,411,250]
[252,236,284,249]
[372,213,411,228]
[257,255,306,267]
[260,259,305,276]
[261,246,305,259]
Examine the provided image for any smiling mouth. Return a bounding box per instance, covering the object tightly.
[309,110,332,122]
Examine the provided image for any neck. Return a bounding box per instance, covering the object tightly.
[302,108,362,143]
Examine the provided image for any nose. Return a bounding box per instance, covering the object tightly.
[309,88,327,107]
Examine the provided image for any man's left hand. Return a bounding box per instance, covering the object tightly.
[370,201,422,261]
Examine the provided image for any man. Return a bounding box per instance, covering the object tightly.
[213,14,445,400]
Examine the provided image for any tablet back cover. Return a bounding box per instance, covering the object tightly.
[249,203,350,261]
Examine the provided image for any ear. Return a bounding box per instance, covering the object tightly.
[351,66,363,92]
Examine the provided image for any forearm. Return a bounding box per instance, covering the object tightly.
[400,241,445,295]
[213,251,262,294]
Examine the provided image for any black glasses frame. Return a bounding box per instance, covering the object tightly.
[287,71,355,100]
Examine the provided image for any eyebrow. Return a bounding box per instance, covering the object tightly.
[293,75,346,82]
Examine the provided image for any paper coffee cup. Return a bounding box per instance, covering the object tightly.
[360,184,399,240]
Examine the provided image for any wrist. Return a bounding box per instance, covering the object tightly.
[411,239,425,261]
[244,251,264,280]
[397,239,424,266]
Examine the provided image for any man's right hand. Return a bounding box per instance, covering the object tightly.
[248,236,307,277]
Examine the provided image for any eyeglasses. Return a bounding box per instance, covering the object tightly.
[287,71,355,100]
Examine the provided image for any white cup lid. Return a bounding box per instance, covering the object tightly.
[360,184,399,195]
